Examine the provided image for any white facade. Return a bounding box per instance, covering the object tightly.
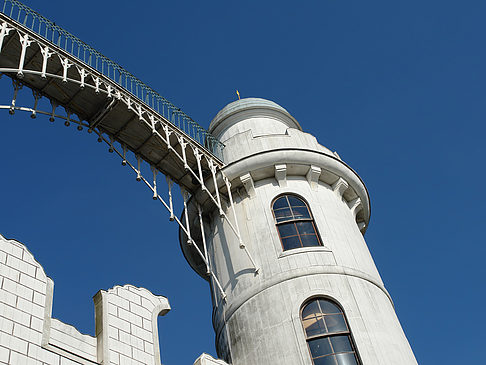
[181,98,417,365]
[0,234,170,365]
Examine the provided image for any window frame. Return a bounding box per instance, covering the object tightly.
[300,297,361,365]
[271,194,323,251]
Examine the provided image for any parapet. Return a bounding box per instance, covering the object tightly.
[0,234,170,365]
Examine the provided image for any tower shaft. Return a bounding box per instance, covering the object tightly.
[182,98,417,365]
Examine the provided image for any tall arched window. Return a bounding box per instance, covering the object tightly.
[272,194,322,251]
[301,298,360,365]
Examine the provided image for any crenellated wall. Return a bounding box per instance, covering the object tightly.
[0,234,170,365]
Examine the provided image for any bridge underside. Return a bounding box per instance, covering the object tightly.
[0,7,260,301]
[0,12,221,194]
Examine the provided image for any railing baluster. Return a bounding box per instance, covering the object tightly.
[0,0,224,156]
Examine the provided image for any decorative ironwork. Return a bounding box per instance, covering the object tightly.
[0,1,261,301]
[0,0,223,158]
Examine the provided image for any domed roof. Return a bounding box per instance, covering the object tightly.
[208,98,302,138]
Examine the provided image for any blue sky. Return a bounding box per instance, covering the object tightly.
[0,1,485,363]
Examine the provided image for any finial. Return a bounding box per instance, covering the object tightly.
[236,89,240,100]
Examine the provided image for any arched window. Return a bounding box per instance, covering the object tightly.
[272,194,322,251]
[301,298,360,365]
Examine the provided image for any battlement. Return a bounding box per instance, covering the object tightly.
[0,234,170,365]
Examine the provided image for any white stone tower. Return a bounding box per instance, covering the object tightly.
[180,98,417,365]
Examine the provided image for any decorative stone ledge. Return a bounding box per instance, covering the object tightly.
[306,165,321,191]
[240,173,256,198]
[332,177,349,197]
[274,164,287,187]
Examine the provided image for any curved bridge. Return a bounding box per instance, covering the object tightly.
[0,0,259,300]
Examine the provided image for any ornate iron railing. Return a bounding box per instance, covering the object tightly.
[0,0,224,159]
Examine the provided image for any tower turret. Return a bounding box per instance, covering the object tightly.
[180,98,416,365]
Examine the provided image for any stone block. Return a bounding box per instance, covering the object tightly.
[132,347,152,364]
[28,343,60,364]
[2,277,33,301]
[19,273,46,293]
[1,304,31,327]
[0,331,28,354]
[0,288,16,307]
[129,302,151,320]
[117,308,142,328]
[29,317,43,333]
[16,297,44,319]
[0,241,22,259]
[108,315,131,334]
[143,340,154,355]
[111,339,132,357]
[0,346,9,363]
[9,350,39,365]
[115,288,141,306]
[13,323,42,344]
[0,316,14,334]
[32,292,45,307]
[0,264,20,282]
[6,255,36,277]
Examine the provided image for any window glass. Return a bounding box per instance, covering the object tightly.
[273,196,289,210]
[296,221,315,235]
[281,236,301,250]
[308,337,333,358]
[302,299,360,365]
[272,194,322,251]
[330,335,353,353]
[302,300,320,319]
[274,208,293,223]
[300,235,320,247]
[288,195,306,207]
[303,316,327,337]
[314,355,337,365]
[319,300,342,315]
[335,353,358,365]
[277,223,298,238]
[324,315,348,333]
[292,206,311,219]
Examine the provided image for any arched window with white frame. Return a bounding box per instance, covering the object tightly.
[272,194,322,251]
[301,298,361,365]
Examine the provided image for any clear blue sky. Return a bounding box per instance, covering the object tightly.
[0,1,484,364]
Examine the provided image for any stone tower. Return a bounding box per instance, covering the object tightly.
[180,98,417,365]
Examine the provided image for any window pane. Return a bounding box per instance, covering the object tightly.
[324,314,348,333]
[335,353,358,365]
[302,300,320,320]
[303,316,327,337]
[308,337,332,358]
[313,355,337,365]
[296,221,316,235]
[300,234,320,247]
[292,206,311,219]
[288,195,306,208]
[281,236,301,250]
[318,300,342,315]
[330,335,353,353]
[273,196,289,210]
[278,223,297,238]
[274,208,293,222]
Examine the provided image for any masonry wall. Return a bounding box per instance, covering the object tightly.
[0,234,170,365]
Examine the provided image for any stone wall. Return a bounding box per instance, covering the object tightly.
[0,234,170,365]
